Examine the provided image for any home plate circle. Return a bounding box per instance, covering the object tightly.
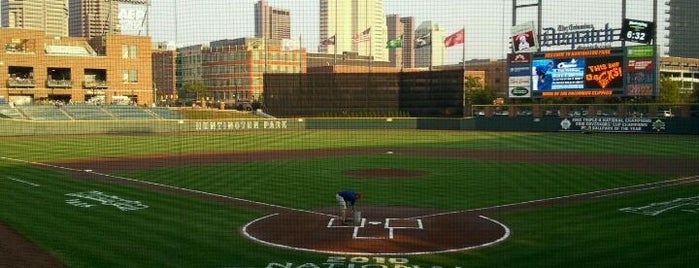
[242,206,510,255]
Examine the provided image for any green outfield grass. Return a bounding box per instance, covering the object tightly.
[1,130,698,267]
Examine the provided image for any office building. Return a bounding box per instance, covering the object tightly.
[665,0,699,59]
[1,0,69,37]
[319,0,388,62]
[177,38,306,102]
[386,15,416,68]
[415,20,444,68]
[68,0,120,38]
[659,56,699,96]
[254,0,291,40]
[152,42,178,103]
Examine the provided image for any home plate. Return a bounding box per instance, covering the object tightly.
[369,221,382,225]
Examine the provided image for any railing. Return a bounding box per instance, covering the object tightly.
[47,79,73,88]
[83,80,108,89]
[7,78,36,88]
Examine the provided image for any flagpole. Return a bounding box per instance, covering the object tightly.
[333,0,337,69]
[462,27,466,70]
[369,30,372,73]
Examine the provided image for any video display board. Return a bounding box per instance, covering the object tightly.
[508,46,657,98]
[531,48,625,97]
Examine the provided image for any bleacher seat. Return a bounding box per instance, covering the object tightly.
[149,107,182,119]
[105,105,157,119]
[63,105,114,120]
[0,105,25,119]
[20,106,71,120]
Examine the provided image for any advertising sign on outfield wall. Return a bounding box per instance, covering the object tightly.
[559,117,667,133]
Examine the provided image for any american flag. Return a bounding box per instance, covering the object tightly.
[352,28,371,44]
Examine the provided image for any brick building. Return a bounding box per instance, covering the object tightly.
[0,28,153,105]
[193,38,307,102]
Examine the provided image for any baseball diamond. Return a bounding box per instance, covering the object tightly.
[2,145,698,266]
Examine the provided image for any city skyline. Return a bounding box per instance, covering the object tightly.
[1,0,69,37]
[0,1,668,63]
[147,0,666,64]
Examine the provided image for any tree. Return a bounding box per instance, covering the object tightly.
[463,76,483,116]
[693,82,699,103]
[471,84,498,105]
[183,80,208,104]
[657,76,681,104]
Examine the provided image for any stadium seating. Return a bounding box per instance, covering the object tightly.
[149,107,182,119]
[104,105,158,119]
[20,105,72,120]
[62,105,114,120]
[0,105,184,121]
[0,104,25,119]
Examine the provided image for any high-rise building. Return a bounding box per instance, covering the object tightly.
[68,0,120,38]
[254,0,291,40]
[320,0,388,62]
[665,0,699,59]
[1,0,69,37]
[415,21,444,68]
[400,17,416,68]
[386,15,415,68]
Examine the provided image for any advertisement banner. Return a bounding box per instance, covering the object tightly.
[559,117,667,133]
[511,21,539,53]
[531,48,626,97]
[508,76,532,98]
[626,58,655,96]
[509,64,531,76]
[626,45,655,58]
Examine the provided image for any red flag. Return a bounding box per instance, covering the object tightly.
[444,28,464,48]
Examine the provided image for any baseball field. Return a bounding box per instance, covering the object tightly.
[1,129,698,267]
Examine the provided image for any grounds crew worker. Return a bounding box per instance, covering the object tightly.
[336,190,362,224]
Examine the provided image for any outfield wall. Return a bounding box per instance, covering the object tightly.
[1,116,696,136]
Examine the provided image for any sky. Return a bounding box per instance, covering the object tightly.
[139,0,665,64]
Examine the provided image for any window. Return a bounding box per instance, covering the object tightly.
[130,45,138,59]
[131,70,138,82]
[122,70,138,83]
[122,45,129,59]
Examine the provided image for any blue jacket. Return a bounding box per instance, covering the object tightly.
[337,190,359,205]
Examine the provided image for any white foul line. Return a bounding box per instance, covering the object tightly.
[5,176,40,187]
[411,175,699,219]
[0,156,334,218]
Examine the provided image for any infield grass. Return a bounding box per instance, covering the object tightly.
[1,130,698,267]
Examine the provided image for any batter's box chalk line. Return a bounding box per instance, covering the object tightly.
[327,217,424,240]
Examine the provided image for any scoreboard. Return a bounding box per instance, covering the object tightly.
[508,46,657,98]
[621,19,655,44]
